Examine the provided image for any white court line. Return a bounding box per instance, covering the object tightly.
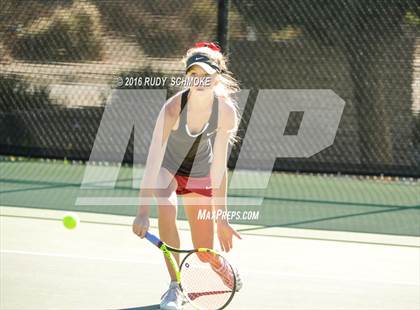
[240,268,420,287]
[2,249,418,287]
[75,196,264,206]
[2,206,419,247]
[0,249,155,265]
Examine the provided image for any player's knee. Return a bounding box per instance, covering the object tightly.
[153,189,176,206]
[158,205,177,227]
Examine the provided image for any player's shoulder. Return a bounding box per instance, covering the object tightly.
[163,89,186,117]
[216,95,236,129]
[217,95,236,120]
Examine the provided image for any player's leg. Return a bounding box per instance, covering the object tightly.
[184,192,240,291]
[183,192,214,249]
[154,167,179,281]
[183,193,224,269]
[155,168,186,310]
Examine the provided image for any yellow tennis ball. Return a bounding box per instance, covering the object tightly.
[63,212,80,229]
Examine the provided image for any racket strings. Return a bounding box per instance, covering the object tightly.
[180,252,235,309]
[207,254,235,290]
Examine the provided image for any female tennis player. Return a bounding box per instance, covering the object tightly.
[132,42,242,310]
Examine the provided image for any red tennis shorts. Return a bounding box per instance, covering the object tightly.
[174,174,213,197]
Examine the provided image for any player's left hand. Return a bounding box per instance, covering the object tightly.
[217,220,242,252]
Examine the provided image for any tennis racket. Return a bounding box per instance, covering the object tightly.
[145,231,236,310]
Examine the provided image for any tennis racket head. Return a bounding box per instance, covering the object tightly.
[179,249,236,310]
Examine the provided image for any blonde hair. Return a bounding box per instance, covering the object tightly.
[182,46,241,145]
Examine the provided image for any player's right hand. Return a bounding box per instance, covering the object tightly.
[132,213,150,238]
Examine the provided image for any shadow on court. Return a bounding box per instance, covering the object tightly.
[121,305,160,310]
[236,205,420,234]
[1,160,419,236]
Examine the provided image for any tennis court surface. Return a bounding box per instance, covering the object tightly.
[1,158,420,309]
[1,206,419,310]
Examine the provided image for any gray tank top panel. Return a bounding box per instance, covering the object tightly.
[162,89,219,177]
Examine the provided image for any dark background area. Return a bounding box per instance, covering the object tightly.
[1,0,419,176]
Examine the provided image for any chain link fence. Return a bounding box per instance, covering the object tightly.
[1,0,419,176]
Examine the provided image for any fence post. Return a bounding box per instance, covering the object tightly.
[217,0,229,53]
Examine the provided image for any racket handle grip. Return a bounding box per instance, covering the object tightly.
[145,231,162,248]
